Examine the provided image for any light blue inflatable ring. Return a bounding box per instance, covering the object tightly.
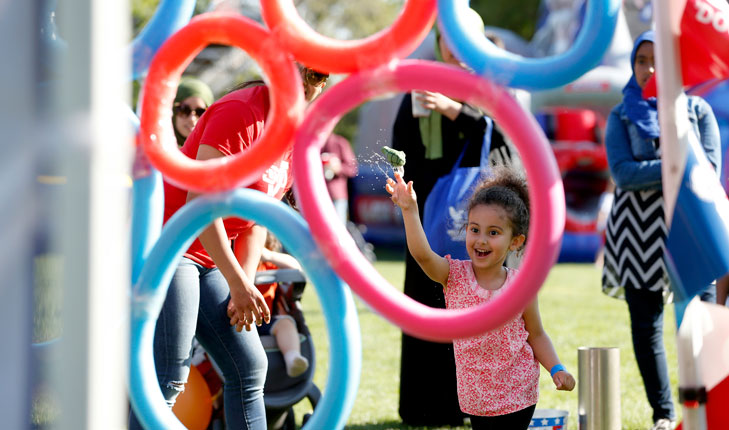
[129,189,361,430]
[127,107,164,285]
[437,0,621,90]
[130,0,196,80]
[131,169,163,284]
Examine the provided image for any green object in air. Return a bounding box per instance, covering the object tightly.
[381,146,406,167]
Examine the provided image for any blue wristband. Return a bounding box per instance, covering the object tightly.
[550,364,566,377]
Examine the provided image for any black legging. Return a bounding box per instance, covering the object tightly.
[468,404,536,430]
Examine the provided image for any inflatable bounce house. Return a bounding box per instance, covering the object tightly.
[529,0,729,261]
[534,108,609,261]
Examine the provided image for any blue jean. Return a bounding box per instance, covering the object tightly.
[130,257,267,429]
[625,285,716,422]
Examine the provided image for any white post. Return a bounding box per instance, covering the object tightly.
[653,1,706,429]
[52,1,131,429]
[0,2,36,429]
[653,0,689,229]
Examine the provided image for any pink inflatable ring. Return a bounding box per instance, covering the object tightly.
[260,0,436,74]
[293,60,566,342]
[138,12,304,192]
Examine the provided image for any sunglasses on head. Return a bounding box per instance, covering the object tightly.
[302,67,329,87]
[174,103,206,118]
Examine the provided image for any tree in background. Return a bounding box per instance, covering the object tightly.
[130,0,542,143]
[296,0,401,39]
[132,0,211,36]
[132,0,401,38]
[132,0,542,52]
[470,0,541,40]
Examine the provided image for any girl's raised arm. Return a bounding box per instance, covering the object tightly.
[386,173,449,286]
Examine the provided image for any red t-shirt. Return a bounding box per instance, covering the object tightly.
[163,86,293,268]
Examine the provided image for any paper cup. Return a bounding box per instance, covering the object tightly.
[411,91,430,117]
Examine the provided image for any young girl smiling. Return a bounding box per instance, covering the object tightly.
[386,167,575,429]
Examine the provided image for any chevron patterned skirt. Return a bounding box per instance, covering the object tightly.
[601,188,670,300]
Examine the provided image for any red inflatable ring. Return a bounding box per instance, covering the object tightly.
[292,60,565,341]
[260,0,436,74]
[138,12,305,192]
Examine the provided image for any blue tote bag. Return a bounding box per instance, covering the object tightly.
[422,118,492,260]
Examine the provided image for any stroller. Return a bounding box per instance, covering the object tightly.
[256,268,320,430]
[178,268,320,430]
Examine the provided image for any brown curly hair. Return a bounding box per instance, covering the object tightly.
[467,167,529,246]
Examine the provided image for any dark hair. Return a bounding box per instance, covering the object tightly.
[485,31,505,49]
[283,189,298,212]
[226,64,328,95]
[297,63,329,86]
[227,79,266,94]
[468,167,529,245]
[265,231,283,253]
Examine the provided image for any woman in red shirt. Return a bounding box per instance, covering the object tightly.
[129,65,328,430]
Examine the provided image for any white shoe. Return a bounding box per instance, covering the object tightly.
[651,418,676,430]
[285,355,309,378]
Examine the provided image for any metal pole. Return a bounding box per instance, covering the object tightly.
[578,347,621,430]
[0,1,37,429]
[52,1,131,429]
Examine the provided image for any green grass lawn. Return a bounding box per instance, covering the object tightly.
[34,251,679,429]
[293,251,680,430]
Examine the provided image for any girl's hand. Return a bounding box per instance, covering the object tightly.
[227,281,271,332]
[553,370,576,391]
[385,172,416,211]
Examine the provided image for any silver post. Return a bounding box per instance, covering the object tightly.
[578,347,621,430]
[51,1,131,428]
[0,2,36,429]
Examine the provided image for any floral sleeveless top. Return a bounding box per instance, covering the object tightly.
[444,257,539,416]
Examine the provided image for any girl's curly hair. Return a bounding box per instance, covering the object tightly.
[467,167,529,246]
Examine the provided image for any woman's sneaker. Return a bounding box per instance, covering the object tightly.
[651,418,676,430]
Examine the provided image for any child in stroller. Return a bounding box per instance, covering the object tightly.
[257,233,309,378]
[256,232,321,429]
[175,233,320,430]
[256,266,320,429]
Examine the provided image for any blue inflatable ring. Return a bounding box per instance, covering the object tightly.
[131,169,163,284]
[130,0,196,80]
[126,107,164,285]
[437,0,621,90]
[128,190,361,430]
